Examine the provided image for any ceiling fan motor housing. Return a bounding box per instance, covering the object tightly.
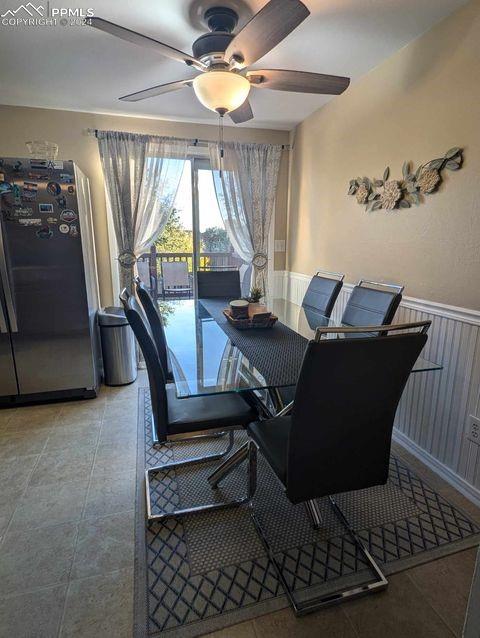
[204,6,238,32]
[192,7,238,63]
[192,32,234,61]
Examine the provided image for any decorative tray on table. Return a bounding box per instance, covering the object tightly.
[223,300,278,330]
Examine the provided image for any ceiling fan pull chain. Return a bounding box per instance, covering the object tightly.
[219,112,225,177]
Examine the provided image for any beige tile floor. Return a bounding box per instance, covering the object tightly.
[0,372,478,638]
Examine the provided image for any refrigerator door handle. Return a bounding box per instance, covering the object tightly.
[0,221,18,333]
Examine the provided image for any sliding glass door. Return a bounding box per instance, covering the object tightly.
[193,158,249,295]
[149,156,249,299]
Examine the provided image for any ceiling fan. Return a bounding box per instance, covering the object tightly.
[89,0,350,124]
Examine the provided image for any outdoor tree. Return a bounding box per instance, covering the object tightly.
[156,208,193,253]
[201,226,231,252]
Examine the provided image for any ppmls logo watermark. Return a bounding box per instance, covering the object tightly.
[1,2,94,26]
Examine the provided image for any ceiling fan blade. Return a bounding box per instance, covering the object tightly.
[89,18,206,71]
[120,79,195,102]
[225,0,309,68]
[229,100,254,124]
[247,69,350,94]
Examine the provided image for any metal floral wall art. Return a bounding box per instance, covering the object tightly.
[348,147,463,212]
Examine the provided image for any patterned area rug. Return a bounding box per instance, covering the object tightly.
[134,389,480,637]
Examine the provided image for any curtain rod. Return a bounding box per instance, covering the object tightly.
[85,128,291,150]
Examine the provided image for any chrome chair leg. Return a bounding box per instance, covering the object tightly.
[250,494,388,616]
[146,439,257,521]
[150,430,236,472]
[151,411,230,448]
[268,387,285,413]
[304,498,323,529]
[208,441,251,488]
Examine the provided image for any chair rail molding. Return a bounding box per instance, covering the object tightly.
[273,269,480,506]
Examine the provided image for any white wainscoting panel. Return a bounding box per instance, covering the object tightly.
[273,270,480,505]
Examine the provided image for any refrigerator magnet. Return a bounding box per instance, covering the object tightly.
[56,195,67,209]
[46,181,62,196]
[69,224,79,237]
[0,181,13,195]
[59,223,70,234]
[38,203,54,214]
[67,185,75,194]
[19,218,41,226]
[12,207,33,217]
[28,172,50,181]
[22,181,38,200]
[13,184,22,204]
[36,226,53,240]
[8,207,33,221]
[47,217,58,225]
[59,173,73,184]
[30,159,49,170]
[60,209,77,223]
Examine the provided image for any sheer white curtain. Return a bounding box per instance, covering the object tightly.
[97,131,189,291]
[208,141,282,297]
[134,137,188,254]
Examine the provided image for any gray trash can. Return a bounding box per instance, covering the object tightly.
[98,307,137,386]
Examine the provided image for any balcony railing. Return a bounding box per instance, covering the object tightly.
[138,247,244,300]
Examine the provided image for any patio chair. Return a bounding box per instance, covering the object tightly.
[197,270,241,299]
[161,261,192,298]
[136,259,151,287]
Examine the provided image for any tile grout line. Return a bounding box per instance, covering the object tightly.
[0,580,67,600]
[0,409,16,434]
[0,411,60,548]
[0,559,135,601]
[250,618,260,637]
[56,399,107,638]
[0,390,137,637]
[404,571,459,638]
[342,606,362,638]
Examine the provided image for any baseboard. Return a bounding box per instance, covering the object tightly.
[394,430,480,508]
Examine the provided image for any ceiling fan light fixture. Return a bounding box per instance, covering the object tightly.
[193,71,250,114]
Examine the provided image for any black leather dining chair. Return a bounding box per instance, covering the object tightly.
[341,279,403,327]
[302,269,344,315]
[208,320,430,614]
[277,269,344,407]
[134,277,173,383]
[197,270,241,299]
[120,288,258,520]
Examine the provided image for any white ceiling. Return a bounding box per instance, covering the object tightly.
[0,0,468,130]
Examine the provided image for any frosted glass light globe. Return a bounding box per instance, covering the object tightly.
[193,71,250,114]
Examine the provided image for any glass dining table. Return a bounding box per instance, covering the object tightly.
[159,297,442,400]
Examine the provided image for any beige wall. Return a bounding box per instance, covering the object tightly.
[287,0,480,310]
[0,105,289,305]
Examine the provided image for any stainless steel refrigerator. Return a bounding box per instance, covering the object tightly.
[0,157,100,404]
